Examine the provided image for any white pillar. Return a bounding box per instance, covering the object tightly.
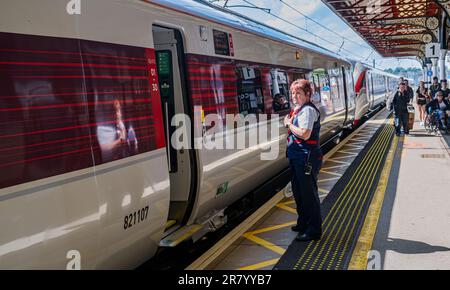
[439,50,447,81]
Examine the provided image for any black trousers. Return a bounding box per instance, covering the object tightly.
[289,157,322,235]
[394,112,409,134]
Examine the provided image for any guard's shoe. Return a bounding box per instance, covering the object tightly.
[295,232,321,242]
[291,225,305,233]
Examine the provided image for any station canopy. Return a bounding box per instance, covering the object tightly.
[321,0,449,61]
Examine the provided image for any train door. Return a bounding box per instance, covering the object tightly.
[152,25,196,229]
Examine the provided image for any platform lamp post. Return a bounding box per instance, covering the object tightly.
[426,58,433,87]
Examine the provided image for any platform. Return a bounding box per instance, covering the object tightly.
[369,114,450,270]
[187,108,450,270]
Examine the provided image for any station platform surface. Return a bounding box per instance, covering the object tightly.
[370,113,450,270]
[187,108,450,270]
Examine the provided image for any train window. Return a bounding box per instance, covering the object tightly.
[372,74,386,95]
[270,69,290,112]
[236,66,265,115]
[213,29,230,56]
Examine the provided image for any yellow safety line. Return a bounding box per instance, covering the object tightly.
[242,233,286,255]
[295,126,389,269]
[320,170,343,177]
[237,258,280,270]
[323,127,394,269]
[275,203,297,214]
[247,221,297,235]
[283,200,296,205]
[348,134,398,270]
[311,127,392,270]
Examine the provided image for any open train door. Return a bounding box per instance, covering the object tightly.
[152,25,197,234]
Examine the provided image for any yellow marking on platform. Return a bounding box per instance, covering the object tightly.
[330,154,358,160]
[275,203,297,214]
[326,159,351,165]
[351,137,371,142]
[321,164,348,170]
[338,149,361,154]
[283,200,296,205]
[317,176,341,183]
[320,170,343,177]
[242,233,286,255]
[348,134,398,270]
[318,188,330,194]
[237,258,280,270]
[248,221,297,235]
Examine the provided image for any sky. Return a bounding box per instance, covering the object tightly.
[207,0,422,70]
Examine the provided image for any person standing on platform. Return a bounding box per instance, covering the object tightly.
[388,82,410,136]
[405,79,414,103]
[439,79,450,99]
[284,79,323,242]
[416,81,429,126]
[430,77,441,99]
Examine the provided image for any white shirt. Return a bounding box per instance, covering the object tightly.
[294,105,319,131]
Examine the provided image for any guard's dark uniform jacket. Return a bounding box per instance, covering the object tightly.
[287,102,323,236]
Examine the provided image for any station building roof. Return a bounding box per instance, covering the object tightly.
[321,0,446,61]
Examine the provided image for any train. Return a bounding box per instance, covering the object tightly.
[0,0,402,269]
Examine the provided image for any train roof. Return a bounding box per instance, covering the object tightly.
[150,0,351,66]
[359,62,403,79]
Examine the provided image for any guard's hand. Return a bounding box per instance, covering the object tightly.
[284,114,291,127]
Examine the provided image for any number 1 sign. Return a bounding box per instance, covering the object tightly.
[426,43,440,58]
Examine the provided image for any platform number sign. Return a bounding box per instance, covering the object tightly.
[426,43,440,58]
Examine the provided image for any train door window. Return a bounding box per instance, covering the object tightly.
[345,67,355,108]
[270,69,290,112]
[314,70,334,115]
[328,68,345,111]
[236,66,265,115]
[307,72,321,106]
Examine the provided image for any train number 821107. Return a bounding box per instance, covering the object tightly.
[124,206,149,230]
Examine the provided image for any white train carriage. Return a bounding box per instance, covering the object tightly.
[0,0,400,269]
[352,62,402,125]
